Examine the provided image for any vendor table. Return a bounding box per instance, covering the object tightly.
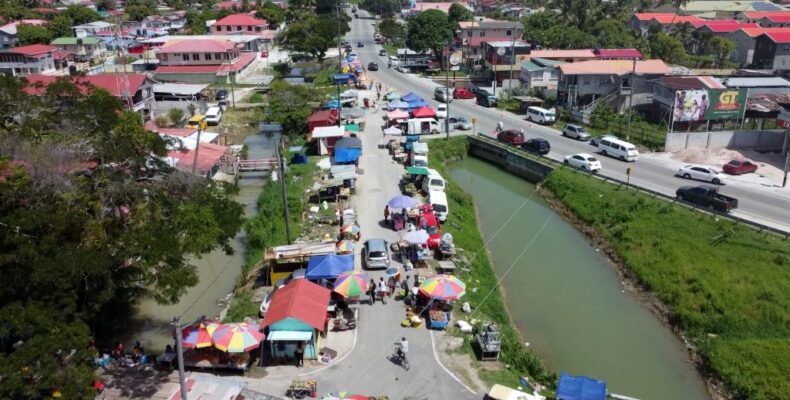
[288,379,317,399]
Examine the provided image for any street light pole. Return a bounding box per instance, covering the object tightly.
[625,57,637,140]
[172,318,188,400]
[336,2,343,127]
[445,41,451,139]
[276,136,292,244]
[508,24,516,94]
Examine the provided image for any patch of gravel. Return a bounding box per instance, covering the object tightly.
[433,331,488,394]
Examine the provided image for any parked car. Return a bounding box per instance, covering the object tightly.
[677,165,723,184]
[378,49,386,56]
[368,62,378,71]
[562,124,591,141]
[564,153,602,172]
[363,239,390,269]
[186,114,207,130]
[357,42,364,47]
[521,138,551,155]
[598,137,639,162]
[676,185,738,212]
[396,65,410,73]
[436,104,448,119]
[475,90,497,107]
[497,129,525,146]
[448,116,472,130]
[453,87,475,99]
[434,87,452,103]
[590,135,617,147]
[205,106,222,126]
[722,159,758,175]
[526,106,556,125]
[215,89,228,100]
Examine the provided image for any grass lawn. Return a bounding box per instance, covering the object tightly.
[219,106,266,145]
[543,167,790,400]
[495,98,520,113]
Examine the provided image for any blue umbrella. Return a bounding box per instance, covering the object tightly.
[388,195,419,209]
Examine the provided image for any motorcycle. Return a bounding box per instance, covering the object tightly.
[332,316,357,332]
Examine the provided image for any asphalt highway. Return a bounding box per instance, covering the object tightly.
[348,10,790,232]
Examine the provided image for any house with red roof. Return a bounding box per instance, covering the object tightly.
[261,279,331,360]
[558,59,671,111]
[154,38,258,83]
[0,44,70,76]
[23,73,155,116]
[408,1,470,15]
[456,19,523,68]
[752,31,790,71]
[629,13,704,36]
[211,13,269,35]
[730,27,790,66]
[737,11,790,27]
[0,19,48,49]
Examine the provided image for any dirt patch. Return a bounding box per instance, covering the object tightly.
[536,183,731,400]
[671,148,787,182]
[434,331,488,394]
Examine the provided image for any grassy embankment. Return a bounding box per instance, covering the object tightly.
[542,168,790,400]
[427,137,557,390]
[223,161,316,322]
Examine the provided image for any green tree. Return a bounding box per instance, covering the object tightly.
[447,3,473,26]
[256,1,285,27]
[186,10,208,34]
[266,81,320,137]
[276,14,349,62]
[648,31,686,64]
[406,9,454,57]
[63,5,101,25]
[168,108,185,126]
[240,0,250,12]
[0,4,40,20]
[520,12,558,45]
[95,0,116,11]
[706,36,735,68]
[125,0,158,21]
[16,23,52,45]
[359,0,399,17]
[592,20,635,49]
[543,25,596,49]
[48,15,74,38]
[378,17,405,42]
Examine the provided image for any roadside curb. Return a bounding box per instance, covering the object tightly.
[430,330,478,395]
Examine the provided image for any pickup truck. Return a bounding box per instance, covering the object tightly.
[676,185,738,212]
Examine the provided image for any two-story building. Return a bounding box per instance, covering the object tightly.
[0,19,48,49]
[629,13,703,36]
[752,31,790,71]
[51,37,106,63]
[680,1,784,19]
[729,27,790,66]
[519,57,564,94]
[211,14,269,35]
[457,19,523,69]
[0,44,70,76]
[736,11,790,27]
[24,73,156,116]
[558,59,670,111]
[481,40,533,87]
[154,38,257,83]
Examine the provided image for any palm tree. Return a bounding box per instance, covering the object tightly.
[671,22,694,52]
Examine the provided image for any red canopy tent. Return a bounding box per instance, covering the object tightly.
[411,106,436,118]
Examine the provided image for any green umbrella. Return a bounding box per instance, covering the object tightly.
[407,166,429,176]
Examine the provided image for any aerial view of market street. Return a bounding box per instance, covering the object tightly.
[2,0,790,399]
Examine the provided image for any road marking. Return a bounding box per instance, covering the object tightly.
[299,309,359,377]
[429,330,478,395]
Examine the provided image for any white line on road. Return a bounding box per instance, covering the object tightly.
[430,330,478,395]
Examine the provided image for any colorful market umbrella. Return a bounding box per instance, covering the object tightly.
[341,224,361,234]
[337,240,356,253]
[333,271,368,298]
[321,393,368,400]
[181,318,220,349]
[388,195,419,209]
[385,265,401,277]
[419,274,466,301]
[211,322,265,353]
[385,91,400,101]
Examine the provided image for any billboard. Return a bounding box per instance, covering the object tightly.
[672,89,747,122]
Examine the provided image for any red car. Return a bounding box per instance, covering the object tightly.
[419,205,442,249]
[723,159,758,175]
[453,87,475,99]
[497,129,525,146]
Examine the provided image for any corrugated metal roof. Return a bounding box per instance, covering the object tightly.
[716,76,790,87]
[152,83,209,95]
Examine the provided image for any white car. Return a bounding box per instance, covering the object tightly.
[677,165,724,185]
[448,116,472,130]
[564,153,602,172]
[436,104,447,119]
[205,106,222,125]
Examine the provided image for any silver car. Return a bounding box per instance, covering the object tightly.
[448,116,473,130]
[363,239,390,269]
[562,124,591,140]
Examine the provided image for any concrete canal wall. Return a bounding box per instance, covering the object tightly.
[467,135,554,182]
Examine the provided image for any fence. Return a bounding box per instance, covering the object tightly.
[470,135,790,239]
[560,110,667,151]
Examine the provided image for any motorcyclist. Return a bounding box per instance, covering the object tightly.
[396,337,409,360]
[496,121,504,132]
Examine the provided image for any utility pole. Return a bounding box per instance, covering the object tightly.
[336,2,343,126]
[172,318,188,400]
[230,63,236,108]
[507,25,516,94]
[783,150,789,188]
[445,41,451,139]
[625,57,637,140]
[191,121,203,175]
[276,136,292,244]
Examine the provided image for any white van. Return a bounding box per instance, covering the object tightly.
[387,55,400,67]
[407,118,440,135]
[205,106,222,125]
[428,190,448,222]
[422,168,446,193]
[598,137,639,162]
[526,106,556,125]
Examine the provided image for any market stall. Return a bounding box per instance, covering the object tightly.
[262,280,331,361]
[306,254,355,280]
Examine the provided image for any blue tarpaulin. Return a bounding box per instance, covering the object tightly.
[334,148,361,163]
[401,92,422,102]
[406,99,428,109]
[387,100,409,110]
[333,73,358,84]
[306,254,354,280]
[557,373,607,400]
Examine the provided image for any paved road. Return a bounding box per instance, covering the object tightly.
[350,10,790,232]
[306,98,478,399]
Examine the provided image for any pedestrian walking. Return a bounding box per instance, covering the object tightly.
[295,342,304,367]
[387,276,396,298]
[378,278,388,304]
[384,205,390,223]
[369,278,377,305]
